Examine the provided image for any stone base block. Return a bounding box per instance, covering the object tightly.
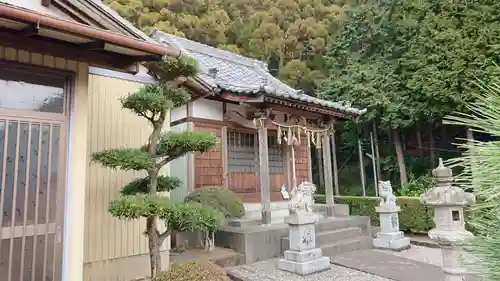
[373,235,411,251]
[278,256,330,275]
[283,248,323,263]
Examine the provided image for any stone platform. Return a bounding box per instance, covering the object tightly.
[216,215,372,265]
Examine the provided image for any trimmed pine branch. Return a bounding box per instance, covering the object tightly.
[121,84,174,121]
[153,131,219,165]
[91,148,153,171]
[121,176,182,195]
[108,194,174,219]
[145,56,198,83]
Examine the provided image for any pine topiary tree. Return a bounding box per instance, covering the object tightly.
[445,76,500,279]
[91,56,218,278]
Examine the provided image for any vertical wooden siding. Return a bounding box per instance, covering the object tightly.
[194,122,223,188]
[193,119,311,203]
[295,136,309,184]
[84,74,169,280]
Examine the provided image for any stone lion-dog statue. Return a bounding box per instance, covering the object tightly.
[378,180,397,207]
[288,181,316,214]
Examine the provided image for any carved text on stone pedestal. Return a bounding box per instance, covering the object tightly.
[301,227,313,245]
[391,214,398,229]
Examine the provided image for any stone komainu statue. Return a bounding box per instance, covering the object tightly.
[288,181,316,214]
[378,180,397,207]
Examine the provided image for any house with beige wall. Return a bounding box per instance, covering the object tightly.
[0,1,212,281]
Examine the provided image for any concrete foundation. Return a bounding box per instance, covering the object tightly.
[216,215,372,265]
[373,231,411,251]
[278,256,331,275]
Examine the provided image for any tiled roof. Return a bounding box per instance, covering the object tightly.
[151,30,366,116]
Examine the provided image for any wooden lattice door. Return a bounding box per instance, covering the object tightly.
[226,130,285,202]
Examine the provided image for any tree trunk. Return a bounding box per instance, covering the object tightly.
[466,128,476,189]
[202,231,215,252]
[147,218,162,277]
[429,124,436,168]
[146,116,165,278]
[392,129,408,186]
[372,122,381,179]
[416,123,423,157]
[358,138,366,196]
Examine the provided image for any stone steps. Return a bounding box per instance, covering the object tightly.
[321,236,373,257]
[280,217,373,258]
[281,226,362,249]
[218,215,373,265]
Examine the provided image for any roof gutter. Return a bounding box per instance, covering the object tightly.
[0,3,179,57]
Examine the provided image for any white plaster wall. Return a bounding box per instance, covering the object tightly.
[169,122,189,202]
[192,99,223,120]
[171,105,187,122]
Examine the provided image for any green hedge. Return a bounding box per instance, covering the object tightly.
[315,194,478,233]
[315,195,434,233]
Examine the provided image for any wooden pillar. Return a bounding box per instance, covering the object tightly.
[317,148,325,188]
[258,120,271,224]
[322,132,334,217]
[307,134,313,183]
[331,123,339,196]
[221,126,228,189]
[284,145,292,190]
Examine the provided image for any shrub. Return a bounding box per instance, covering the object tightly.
[195,204,225,252]
[185,187,245,218]
[314,195,434,232]
[315,194,478,233]
[397,174,435,197]
[154,260,230,281]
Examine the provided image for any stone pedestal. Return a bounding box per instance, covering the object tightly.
[278,212,330,275]
[373,205,410,251]
[421,158,476,281]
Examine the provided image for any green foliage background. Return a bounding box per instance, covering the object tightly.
[104,0,375,94]
[315,195,477,234]
[320,0,500,129]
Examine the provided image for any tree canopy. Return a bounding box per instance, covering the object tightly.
[104,0,370,94]
[318,0,500,186]
[319,0,500,130]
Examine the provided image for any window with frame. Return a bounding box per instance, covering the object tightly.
[0,66,67,114]
[227,131,284,174]
[268,135,284,174]
[227,131,256,173]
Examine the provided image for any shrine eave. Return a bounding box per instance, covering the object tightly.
[217,91,360,121]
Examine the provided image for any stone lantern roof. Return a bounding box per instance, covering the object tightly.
[421,158,476,207]
[432,158,452,179]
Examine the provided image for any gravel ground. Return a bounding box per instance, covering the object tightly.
[228,245,445,281]
[227,259,393,281]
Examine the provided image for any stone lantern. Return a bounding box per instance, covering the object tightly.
[420,158,476,281]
